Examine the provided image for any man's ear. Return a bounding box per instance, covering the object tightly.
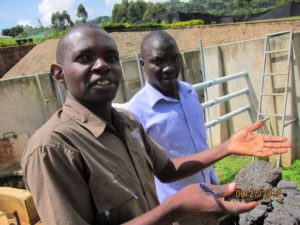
[50,64,64,83]
[140,58,144,67]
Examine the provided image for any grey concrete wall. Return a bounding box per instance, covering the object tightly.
[203,32,300,167]
[0,73,59,138]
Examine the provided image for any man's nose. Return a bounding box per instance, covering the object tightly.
[92,58,110,71]
[162,65,176,73]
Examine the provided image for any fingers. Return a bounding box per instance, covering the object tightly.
[248,120,264,132]
[255,148,288,157]
[210,183,237,198]
[263,135,288,142]
[221,200,257,215]
[263,141,291,148]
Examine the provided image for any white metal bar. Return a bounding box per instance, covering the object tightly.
[205,105,251,128]
[265,49,288,54]
[202,89,249,109]
[277,30,293,167]
[284,118,297,128]
[136,53,145,87]
[267,30,292,37]
[193,71,248,90]
[263,73,287,76]
[258,113,283,118]
[199,40,213,148]
[261,93,285,96]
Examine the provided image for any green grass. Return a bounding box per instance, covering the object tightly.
[214,156,252,184]
[0,38,17,47]
[282,160,300,189]
[214,156,300,189]
[0,36,46,48]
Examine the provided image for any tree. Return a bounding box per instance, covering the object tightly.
[1,25,25,37]
[88,16,110,25]
[112,0,130,22]
[112,3,128,22]
[77,3,88,23]
[51,10,73,31]
[143,3,166,22]
[127,0,146,23]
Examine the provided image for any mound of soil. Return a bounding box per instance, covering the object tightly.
[4,19,300,78]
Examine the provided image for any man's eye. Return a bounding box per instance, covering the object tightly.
[106,55,119,63]
[154,58,163,65]
[174,55,181,62]
[76,55,90,63]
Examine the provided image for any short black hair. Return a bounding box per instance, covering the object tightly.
[140,30,177,58]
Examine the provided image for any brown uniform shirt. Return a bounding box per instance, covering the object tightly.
[21,94,169,225]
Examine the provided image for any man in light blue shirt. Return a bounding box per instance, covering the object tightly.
[122,31,218,216]
[124,81,218,199]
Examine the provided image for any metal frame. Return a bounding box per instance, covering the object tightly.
[255,30,296,167]
[193,71,253,129]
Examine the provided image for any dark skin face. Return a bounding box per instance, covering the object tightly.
[141,35,182,99]
[51,27,122,122]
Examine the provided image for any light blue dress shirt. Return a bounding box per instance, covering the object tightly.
[122,81,217,203]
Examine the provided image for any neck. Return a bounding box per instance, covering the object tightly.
[162,89,179,100]
[84,101,113,125]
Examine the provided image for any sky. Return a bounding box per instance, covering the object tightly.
[0,0,177,33]
[0,0,115,32]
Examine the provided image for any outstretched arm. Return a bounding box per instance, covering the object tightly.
[156,120,290,183]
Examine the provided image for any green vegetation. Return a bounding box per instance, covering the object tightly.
[100,19,204,31]
[0,38,18,47]
[215,157,300,189]
[111,0,300,23]
[214,156,252,184]
[2,0,300,47]
[282,160,300,189]
[169,20,204,28]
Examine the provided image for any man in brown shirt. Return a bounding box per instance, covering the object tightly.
[21,24,290,225]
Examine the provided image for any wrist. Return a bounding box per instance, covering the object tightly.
[160,194,184,223]
[219,140,231,156]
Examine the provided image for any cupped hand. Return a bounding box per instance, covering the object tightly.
[173,182,257,221]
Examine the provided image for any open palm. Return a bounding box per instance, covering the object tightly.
[227,120,290,157]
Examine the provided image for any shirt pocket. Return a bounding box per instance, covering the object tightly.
[93,168,138,213]
[92,167,149,225]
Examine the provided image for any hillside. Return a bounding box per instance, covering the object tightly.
[4,19,300,78]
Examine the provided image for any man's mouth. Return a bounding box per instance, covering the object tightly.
[90,78,116,88]
[95,80,112,86]
[162,74,177,81]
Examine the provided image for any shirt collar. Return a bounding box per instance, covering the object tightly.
[63,93,127,138]
[144,81,192,108]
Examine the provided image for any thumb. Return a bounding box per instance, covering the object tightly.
[211,182,237,198]
[247,120,264,132]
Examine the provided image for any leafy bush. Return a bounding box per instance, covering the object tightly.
[135,21,163,29]
[100,22,126,31]
[99,19,203,31]
[170,19,204,28]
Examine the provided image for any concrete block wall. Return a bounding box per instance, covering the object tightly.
[0,74,60,168]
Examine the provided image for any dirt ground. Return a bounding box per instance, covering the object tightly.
[4,19,300,78]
